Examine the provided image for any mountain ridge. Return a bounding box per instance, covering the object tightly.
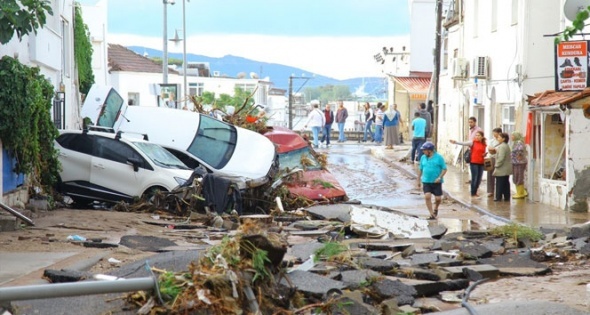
[128,46,387,99]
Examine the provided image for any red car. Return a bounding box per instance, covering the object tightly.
[264,126,347,201]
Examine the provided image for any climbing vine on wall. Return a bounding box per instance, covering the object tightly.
[0,56,61,195]
[73,3,94,95]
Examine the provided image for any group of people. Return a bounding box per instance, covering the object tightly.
[304,100,349,148]
[449,117,528,201]
[362,102,404,149]
[305,100,405,149]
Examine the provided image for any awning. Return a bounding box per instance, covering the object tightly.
[527,88,590,108]
[391,76,431,100]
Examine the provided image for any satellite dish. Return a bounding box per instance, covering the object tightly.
[564,0,590,21]
[249,72,259,79]
[236,72,246,79]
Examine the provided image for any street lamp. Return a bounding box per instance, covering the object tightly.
[162,0,175,84]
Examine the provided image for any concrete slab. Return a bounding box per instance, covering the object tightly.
[0,252,78,285]
[350,205,431,239]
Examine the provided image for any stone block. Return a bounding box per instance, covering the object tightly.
[570,222,590,239]
[0,215,17,232]
[442,264,499,280]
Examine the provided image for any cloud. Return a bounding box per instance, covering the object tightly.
[109,33,410,80]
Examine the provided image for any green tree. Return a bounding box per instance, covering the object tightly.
[557,9,590,43]
[73,3,94,95]
[303,85,351,104]
[0,0,53,44]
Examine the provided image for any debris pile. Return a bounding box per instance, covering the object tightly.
[119,204,590,314]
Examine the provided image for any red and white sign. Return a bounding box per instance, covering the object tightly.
[555,41,589,91]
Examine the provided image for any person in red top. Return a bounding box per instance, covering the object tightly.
[450,130,487,197]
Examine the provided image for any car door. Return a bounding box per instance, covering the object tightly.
[55,133,94,192]
[90,136,152,201]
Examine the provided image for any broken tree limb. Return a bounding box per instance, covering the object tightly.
[0,201,34,226]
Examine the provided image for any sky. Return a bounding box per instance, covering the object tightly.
[104,0,411,80]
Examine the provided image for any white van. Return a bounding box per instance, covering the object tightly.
[80,85,278,190]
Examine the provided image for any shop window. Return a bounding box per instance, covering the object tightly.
[501,104,515,135]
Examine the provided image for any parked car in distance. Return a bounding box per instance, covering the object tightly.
[264,126,347,201]
[80,85,278,190]
[55,129,194,206]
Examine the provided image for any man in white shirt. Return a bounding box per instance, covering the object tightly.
[304,100,326,149]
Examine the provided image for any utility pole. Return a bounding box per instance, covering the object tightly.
[288,76,293,129]
[432,0,443,147]
[288,75,311,130]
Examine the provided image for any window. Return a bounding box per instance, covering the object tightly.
[128,93,139,106]
[56,134,94,155]
[189,82,204,96]
[188,115,237,169]
[442,35,449,71]
[97,89,124,128]
[511,0,518,25]
[95,137,140,165]
[501,104,515,135]
[491,0,497,32]
[61,19,71,78]
[234,83,256,93]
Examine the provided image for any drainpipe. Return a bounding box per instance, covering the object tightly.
[0,277,155,302]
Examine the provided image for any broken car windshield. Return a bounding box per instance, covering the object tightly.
[133,142,190,169]
[187,115,237,169]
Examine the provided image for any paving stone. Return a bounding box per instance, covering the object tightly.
[0,215,17,232]
[569,221,590,239]
[411,278,469,297]
[380,298,401,315]
[282,270,345,297]
[410,253,439,266]
[429,224,448,239]
[401,244,416,258]
[440,241,460,251]
[289,242,324,261]
[478,254,551,276]
[357,242,413,251]
[459,243,493,259]
[330,269,381,289]
[356,257,399,273]
[482,238,505,254]
[305,204,352,222]
[291,220,339,230]
[328,291,378,315]
[397,267,440,281]
[430,240,443,250]
[428,256,463,268]
[580,243,590,256]
[444,264,499,280]
[371,278,416,305]
[43,269,89,283]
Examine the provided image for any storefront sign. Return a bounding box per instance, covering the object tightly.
[555,40,590,91]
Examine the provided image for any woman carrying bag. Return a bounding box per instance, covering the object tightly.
[511,131,528,199]
[450,130,487,197]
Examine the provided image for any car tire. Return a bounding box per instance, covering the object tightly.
[142,186,168,205]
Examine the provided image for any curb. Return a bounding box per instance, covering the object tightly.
[371,147,511,225]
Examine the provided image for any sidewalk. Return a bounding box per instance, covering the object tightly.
[369,143,590,228]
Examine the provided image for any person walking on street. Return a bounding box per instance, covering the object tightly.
[511,131,528,199]
[411,112,427,163]
[493,132,512,201]
[417,141,447,219]
[384,103,402,149]
[374,103,385,144]
[335,100,348,142]
[418,102,432,138]
[362,102,375,142]
[450,130,487,197]
[320,103,334,147]
[486,127,502,197]
[304,101,325,149]
[464,116,483,184]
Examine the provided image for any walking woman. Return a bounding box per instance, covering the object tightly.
[450,130,487,197]
[511,131,528,199]
[493,132,512,201]
[486,128,502,197]
[384,103,402,149]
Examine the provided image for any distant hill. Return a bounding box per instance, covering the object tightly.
[128,46,387,100]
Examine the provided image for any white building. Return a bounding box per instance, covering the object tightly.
[435,0,590,211]
[1,0,79,204]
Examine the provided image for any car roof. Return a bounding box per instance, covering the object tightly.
[59,129,150,144]
[263,126,309,153]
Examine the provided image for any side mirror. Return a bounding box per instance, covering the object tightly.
[127,157,141,172]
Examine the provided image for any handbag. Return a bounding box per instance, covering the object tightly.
[463,148,472,164]
[484,157,494,171]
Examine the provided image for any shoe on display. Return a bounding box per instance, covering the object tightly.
[560,58,573,68]
[574,57,582,67]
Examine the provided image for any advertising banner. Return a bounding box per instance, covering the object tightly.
[555,40,589,91]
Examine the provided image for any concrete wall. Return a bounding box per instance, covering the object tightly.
[567,107,590,212]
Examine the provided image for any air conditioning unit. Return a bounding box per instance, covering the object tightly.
[450,57,468,79]
[472,56,489,79]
